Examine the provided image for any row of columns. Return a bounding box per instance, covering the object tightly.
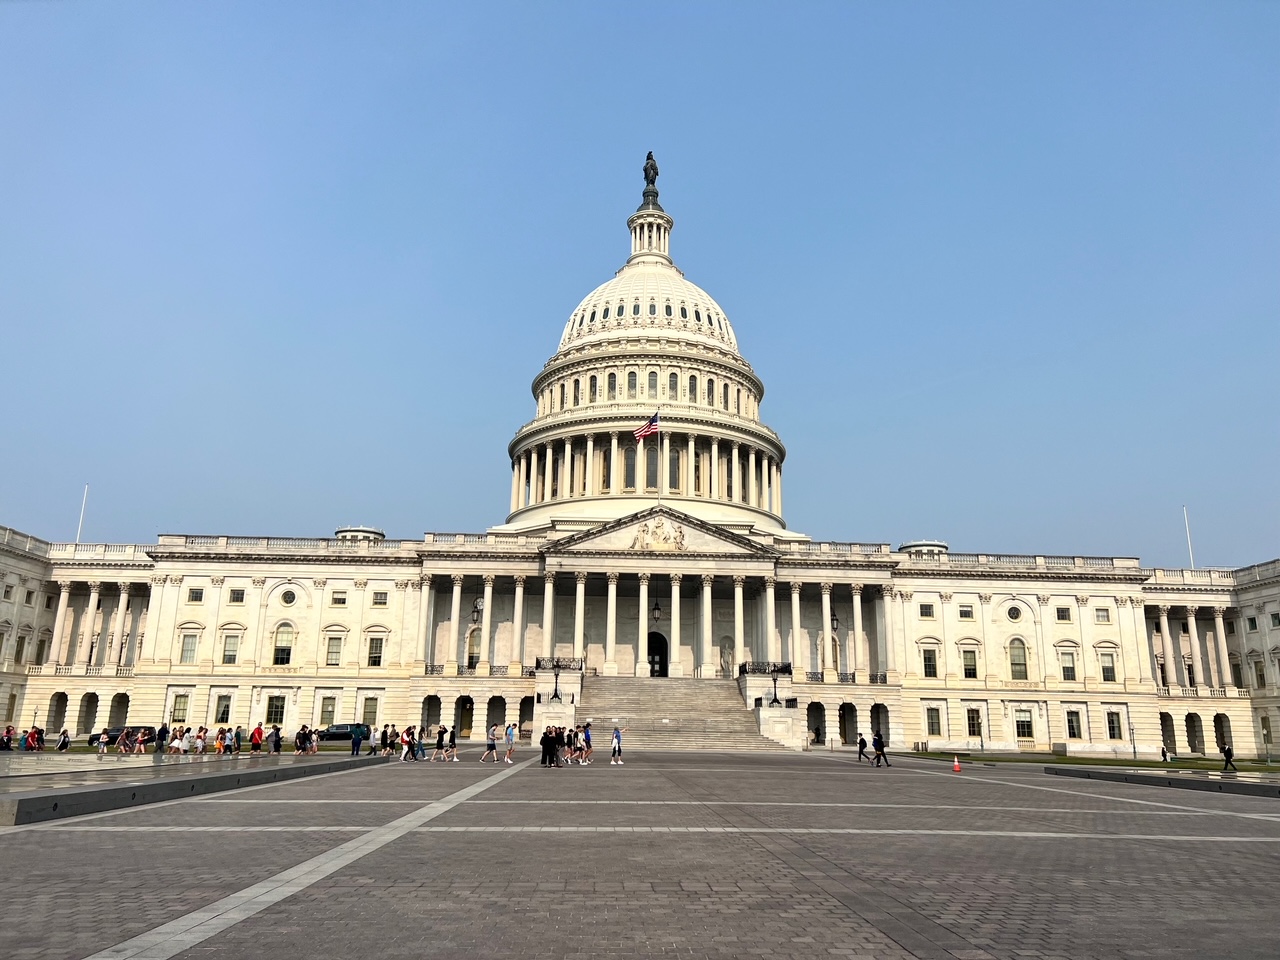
[509,432,782,514]
[39,580,144,668]
[1152,604,1236,690]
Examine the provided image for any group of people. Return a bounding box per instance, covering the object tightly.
[538,724,627,767]
[1,725,46,751]
[381,722,522,763]
[853,730,891,767]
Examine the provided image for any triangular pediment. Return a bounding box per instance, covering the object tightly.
[543,506,777,557]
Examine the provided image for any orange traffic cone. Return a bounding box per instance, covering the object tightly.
[952,755,962,773]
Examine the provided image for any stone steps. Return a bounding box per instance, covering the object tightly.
[577,677,784,750]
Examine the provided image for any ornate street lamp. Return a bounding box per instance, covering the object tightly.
[769,666,782,707]
[651,599,662,622]
[470,597,483,625]
[550,666,563,703]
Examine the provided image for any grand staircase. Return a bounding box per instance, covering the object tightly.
[577,676,785,751]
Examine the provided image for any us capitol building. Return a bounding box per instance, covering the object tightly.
[2,159,1278,758]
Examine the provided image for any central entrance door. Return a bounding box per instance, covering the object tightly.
[647,632,669,677]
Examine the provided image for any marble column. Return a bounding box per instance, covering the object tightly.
[610,432,620,495]
[543,442,554,502]
[881,586,896,676]
[635,574,650,677]
[731,442,741,502]
[748,448,758,507]
[1213,607,1234,688]
[733,576,745,670]
[585,435,596,496]
[761,456,771,512]
[519,451,529,508]
[685,434,695,496]
[851,584,864,678]
[418,575,434,664]
[447,574,463,672]
[789,582,803,675]
[710,439,720,500]
[700,574,715,676]
[479,574,494,674]
[1186,606,1212,687]
[541,574,555,658]
[662,432,671,494]
[509,461,520,513]
[764,577,778,662]
[76,582,102,665]
[49,581,72,665]
[573,571,587,658]
[668,574,683,677]
[820,582,834,679]
[562,438,573,498]
[603,573,618,675]
[111,583,132,664]
[775,464,783,514]
[1157,605,1179,687]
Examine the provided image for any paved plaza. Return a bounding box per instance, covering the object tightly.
[2,752,1278,960]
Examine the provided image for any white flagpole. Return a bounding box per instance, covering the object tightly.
[1183,505,1195,569]
[75,483,89,544]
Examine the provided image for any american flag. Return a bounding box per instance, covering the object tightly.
[633,412,660,440]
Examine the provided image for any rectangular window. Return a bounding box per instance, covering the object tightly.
[367,637,384,667]
[926,707,942,736]
[265,695,286,725]
[5,693,16,723]
[44,595,54,610]
[1106,711,1123,740]
[958,604,974,620]
[1095,608,1111,624]
[222,634,240,665]
[1272,613,1280,629]
[962,650,978,679]
[214,694,232,724]
[228,588,245,604]
[187,588,204,603]
[922,648,938,678]
[1015,709,1033,740]
[918,603,935,619]
[171,693,189,723]
[1230,662,1242,688]
[372,591,388,608]
[1060,652,1076,682]
[273,641,292,666]
[331,591,347,607]
[1226,620,1236,635]
[1256,662,1267,689]
[326,636,343,667]
[24,590,34,605]
[361,697,379,726]
[966,708,982,738]
[1,585,11,600]
[1066,710,1082,739]
[1247,616,1257,631]
[1056,606,1071,623]
[179,634,197,664]
[1100,653,1116,682]
[320,696,336,726]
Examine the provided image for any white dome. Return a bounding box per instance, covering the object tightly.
[558,260,739,354]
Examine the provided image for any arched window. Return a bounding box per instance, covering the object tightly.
[1009,639,1028,680]
[669,373,678,398]
[664,304,672,317]
[723,383,729,409]
[589,376,598,403]
[688,375,697,402]
[273,624,294,666]
[558,383,566,410]
[645,440,660,490]
[607,373,617,401]
[647,371,658,399]
[735,389,741,414]
[707,378,716,405]
[695,309,702,323]
[627,372,637,399]
[588,310,596,323]
[648,302,657,316]
[632,302,640,316]
[602,306,610,320]
[680,306,688,319]
[624,446,637,490]
[668,443,680,490]
[572,380,580,406]
[617,302,624,318]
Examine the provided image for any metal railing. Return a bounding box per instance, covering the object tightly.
[836,672,856,684]
[738,661,792,676]
[535,657,584,671]
[867,673,888,684]
[804,671,824,682]
[424,664,444,675]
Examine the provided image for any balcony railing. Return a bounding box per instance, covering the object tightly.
[836,672,856,684]
[425,664,444,675]
[867,672,888,684]
[738,661,792,676]
[535,657,584,671]
[804,671,824,682]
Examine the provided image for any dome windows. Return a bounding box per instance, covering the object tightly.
[617,302,625,318]
[668,373,678,398]
[627,372,637,399]
[632,302,641,316]
[573,379,581,406]
[589,376,598,403]
[706,378,716,405]
[648,302,656,316]
[680,306,688,319]
[695,309,702,323]
[648,371,658,399]
[602,306,610,320]
[664,304,672,317]
[688,375,697,403]
[589,310,596,323]
[607,373,617,401]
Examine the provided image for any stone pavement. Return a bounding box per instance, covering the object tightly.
[2,749,1279,960]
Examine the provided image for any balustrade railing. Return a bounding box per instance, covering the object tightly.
[521,666,537,678]
[425,664,444,675]
[25,664,43,675]
[535,657,584,671]
[1233,688,1252,698]
[489,665,509,677]
[458,666,477,676]
[117,666,134,677]
[836,672,856,684]
[868,672,888,684]
[737,661,792,676]
[804,671,824,682]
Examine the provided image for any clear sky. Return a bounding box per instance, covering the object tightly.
[1,2,1276,568]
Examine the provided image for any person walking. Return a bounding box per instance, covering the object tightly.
[856,733,870,763]
[1223,743,1238,772]
[268,725,282,754]
[155,722,170,754]
[447,725,459,761]
[582,723,593,764]
[55,728,71,752]
[1,725,13,751]
[400,726,416,762]
[481,724,499,763]
[97,727,110,755]
[233,725,243,754]
[249,722,264,754]
[350,725,363,756]
[610,726,626,765]
[377,724,390,757]
[430,725,447,761]
[872,729,890,767]
[539,726,553,767]
[504,722,516,764]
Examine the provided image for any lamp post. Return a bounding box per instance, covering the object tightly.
[550,666,562,704]
[469,599,482,668]
[769,666,782,707]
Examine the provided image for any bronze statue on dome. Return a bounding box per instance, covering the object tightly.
[643,151,659,188]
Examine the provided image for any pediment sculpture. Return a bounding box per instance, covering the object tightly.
[629,517,687,552]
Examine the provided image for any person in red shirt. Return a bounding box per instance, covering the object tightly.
[249,722,265,753]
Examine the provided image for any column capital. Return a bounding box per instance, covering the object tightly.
[483,574,496,586]
[451,573,465,587]
[1184,604,1199,616]
[670,572,682,585]
[701,573,715,588]
[851,583,863,596]
[1075,595,1089,606]
[882,585,896,599]
[731,440,740,451]
[1114,596,1128,607]
[764,576,776,588]
[638,572,651,585]
[354,579,368,590]
[1036,594,1050,606]
[939,592,952,603]
[900,590,913,602]
[609,430,619,439]
[395,580,412,591]
[977,592,991,604]
[543,573,556,587]
[252,577,266,588]
[210,577,225,587]
[513,574,526,587]
[86,581,102,592]
[117,581,133,595]
[58,580,74,593]
[1158,604,1171,615]
[419,574,432,589]
[789,581,802,596]
[575,571,588,585]
[1213,606,1228,617]
[732,575,745,588]
[607,572,619,586]
[820,582,832,595]
[313,579,327,589]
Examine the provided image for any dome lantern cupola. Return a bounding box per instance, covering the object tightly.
[626,151,673,265]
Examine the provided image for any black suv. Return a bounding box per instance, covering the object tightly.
[316,723,372,742]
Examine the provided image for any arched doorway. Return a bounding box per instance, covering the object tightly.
[838,703,858,745]
[870,703,890,745]
[108,693,130,728]
[47,692,68,732]
[486,696,506,736]
[422,695,441,731]
[77,693,99,735]
[454,696,474,739]
[1213,713,1232,752]
[647,632,668,677]
[1159,712,1177,753]
[519,695,534,740]
[807,702,826,745]
[1184,713,1205,754]
[466,627,482,668]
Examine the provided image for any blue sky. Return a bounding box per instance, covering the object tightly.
[1,2,1276,568]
